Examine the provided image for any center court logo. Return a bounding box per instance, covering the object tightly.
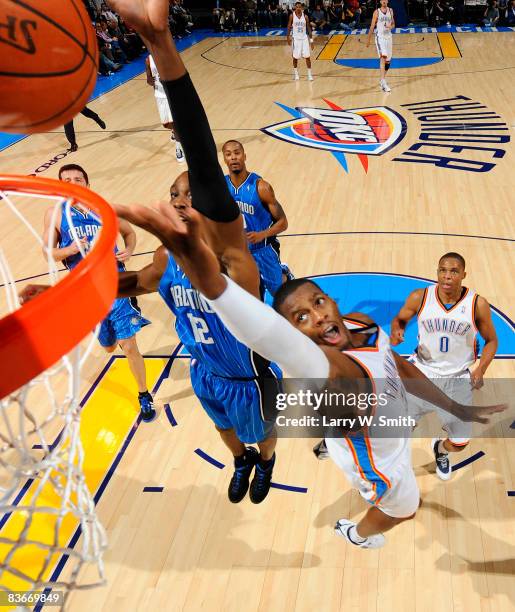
[261,99,407,172]
[262,95,509,174]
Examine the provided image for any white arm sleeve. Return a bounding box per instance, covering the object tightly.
[205,276,330,379]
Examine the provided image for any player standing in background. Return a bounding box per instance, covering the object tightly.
[43,163,156,423]
[222,140,292,297]
[287,2,314,81]
[145,54,185,163]
[390,252,498,480]
[63,105,106,153]
[367,0,395,92]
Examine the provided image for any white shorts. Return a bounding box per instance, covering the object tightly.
[409,360,473,445]
[375,35,392,61]
[325,436,419,519]
[292,37,310,59]
[155,95,173,125]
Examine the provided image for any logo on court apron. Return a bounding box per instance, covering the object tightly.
[261,100,407,173]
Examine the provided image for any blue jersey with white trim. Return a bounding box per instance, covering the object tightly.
[158,251,278,378]
[58,205,124,271]
[224,172,276,252]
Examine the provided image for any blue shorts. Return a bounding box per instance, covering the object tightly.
[98,297,151,347]
[252,243,283,297]
[190,359,280,444]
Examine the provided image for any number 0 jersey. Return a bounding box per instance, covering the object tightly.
[413,285,479,376]
[158,251,279,379]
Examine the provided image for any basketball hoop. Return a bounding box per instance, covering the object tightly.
[0,175,118,607]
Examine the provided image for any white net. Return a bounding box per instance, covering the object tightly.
[0,187,107,610]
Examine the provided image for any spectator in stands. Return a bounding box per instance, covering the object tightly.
[269,1,283,26]
[506,0,515,23]
[170,0,191,37]
[483,0,500,24]
[345,0,362,27]
[328,1,345,28]
[429,0,451,26]
[310,3,327,30]
[96,21,128,63]
[257,0,272,26]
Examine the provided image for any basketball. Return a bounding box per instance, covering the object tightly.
[0,0,98,134]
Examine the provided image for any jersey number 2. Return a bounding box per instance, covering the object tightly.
[439,336,449,353]
[187,313,214,345]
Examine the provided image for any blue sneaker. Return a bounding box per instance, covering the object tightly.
[139,392,157,423]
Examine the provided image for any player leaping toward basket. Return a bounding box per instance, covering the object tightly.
[367,0,395,92]
[102,0,506,548]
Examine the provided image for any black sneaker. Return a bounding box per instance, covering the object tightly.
[96,118,106,129]
[432,438,451,481]
[249,453,275,504]
[139,392,157,423]
[313,439,329,460]
[228,447,259,503]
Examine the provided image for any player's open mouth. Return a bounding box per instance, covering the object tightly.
[321,324,342,345]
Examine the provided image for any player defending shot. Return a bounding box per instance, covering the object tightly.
[145,53,185,163]
[390,252,498,480]
[287,2,314,81]
[43,164,156,422]
[367,0,395,92]
[222,140,292,296]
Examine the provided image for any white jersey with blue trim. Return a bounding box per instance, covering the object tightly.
[325,318,410,507]
[292,11,308,40]
[414,285,478,376]
[376,7,393,37]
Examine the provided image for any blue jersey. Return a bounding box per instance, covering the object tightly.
[158,251,276,378]
[225,172,278,252]
[58,205,124,271]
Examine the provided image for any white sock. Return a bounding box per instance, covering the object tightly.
[294,68,299,75]
[438,440,448,455]
[350,525,367,544]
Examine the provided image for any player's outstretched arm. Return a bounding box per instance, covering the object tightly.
[469,296,498,389]
[108,0,260,299]
[118,246,168,297]
[392,351,506,424]
[390,289,424,345]
[116,218,136,262]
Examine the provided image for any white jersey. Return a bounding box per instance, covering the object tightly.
[148,54,166,99]
[328,318,409,472]
[413,285,478,376]
[375,7,393,37]
[325,319,419,518]
[292,11,308,40]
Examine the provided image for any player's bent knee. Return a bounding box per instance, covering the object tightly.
[118,336,138,355]
[103,344,117,354]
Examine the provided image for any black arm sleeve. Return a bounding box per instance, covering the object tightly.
[162,73,239,223]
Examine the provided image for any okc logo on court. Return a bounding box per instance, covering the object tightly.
[261,100,407,172]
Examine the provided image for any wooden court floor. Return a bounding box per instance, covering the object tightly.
[0,31,514,611]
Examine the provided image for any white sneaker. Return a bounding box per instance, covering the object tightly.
[334,519,386,549]
[176,142,185,163]
[308,73,314,81]
[383,80,391,92]
[293,72,300,80]
[432,438,452,481]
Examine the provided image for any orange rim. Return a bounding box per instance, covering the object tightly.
[0,175,118,398]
